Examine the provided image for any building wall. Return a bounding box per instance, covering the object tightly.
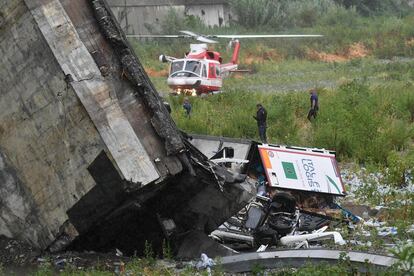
[111,5,186,35]
[107,0,232,35]
[186,4,229,27]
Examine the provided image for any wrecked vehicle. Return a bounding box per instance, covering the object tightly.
[211,192,346,250]
[191,139,355,250]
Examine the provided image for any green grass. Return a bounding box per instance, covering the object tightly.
[168,79,414,165]
[27,251,413,275]
[129,11,414,165]
[130,11,414,67]
[124,10,414,274]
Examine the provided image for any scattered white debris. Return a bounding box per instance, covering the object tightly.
[196,253,215,276]
[364,219,386,227]
[377,227,398,237]
[115,248,123,257]
[256,244,268,252]
[341,169,414,203]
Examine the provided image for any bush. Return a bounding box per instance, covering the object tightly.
[386,150,414,187]
[333,0,412,16]
[283,0,340,28]
[391,242,414,273]
[319,5,359,27]
[228,0,285,29]
[229,0,341,30]
[159,8,206,35]
[229,0,413,30]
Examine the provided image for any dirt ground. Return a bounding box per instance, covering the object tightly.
[307,42,369,62]
[0,235,130,274]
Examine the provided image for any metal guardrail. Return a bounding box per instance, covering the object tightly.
[219,249,397,273]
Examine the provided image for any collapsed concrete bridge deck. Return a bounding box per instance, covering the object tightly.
[0,0,255,257]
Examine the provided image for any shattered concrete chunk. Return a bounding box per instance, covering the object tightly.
[0,0,255,257]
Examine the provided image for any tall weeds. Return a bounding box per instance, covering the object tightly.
[170,81,414,165]
[129,3,414,167]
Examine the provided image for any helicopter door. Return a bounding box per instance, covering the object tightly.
[208,63,217,79]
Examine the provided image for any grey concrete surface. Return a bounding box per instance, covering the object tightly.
[0,0,105,248]
[0,0,181,249]
[107,0,232,35]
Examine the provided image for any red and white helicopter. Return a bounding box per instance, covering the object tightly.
[128,31,322,96]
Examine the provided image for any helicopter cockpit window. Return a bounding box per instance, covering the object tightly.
[171,61,184,74]
[170,60,202,78]
[185,60,201,75]
[216,66,221,77]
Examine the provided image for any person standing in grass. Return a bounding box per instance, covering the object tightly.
[183,97,192,118]
[307,89,319,121]
[253,103,267,144]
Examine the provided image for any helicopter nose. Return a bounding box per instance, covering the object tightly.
[167,78,201,86]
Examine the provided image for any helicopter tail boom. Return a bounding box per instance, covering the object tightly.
[230,39,240,64]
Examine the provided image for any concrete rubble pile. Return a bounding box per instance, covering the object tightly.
[0,0,255,258]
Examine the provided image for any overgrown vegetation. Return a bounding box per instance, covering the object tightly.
[132,0,414,63]
[169,80,414,166]
[391,242,414,272]
[25,249,414,275]
[229,0,413,29]
[129,1,414,171]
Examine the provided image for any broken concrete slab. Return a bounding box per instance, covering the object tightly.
[176,230,236,259]
[0,0,256,257]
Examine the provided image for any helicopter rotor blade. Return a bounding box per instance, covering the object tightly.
[179,30,218,43]
[179,30,199,37]
[212,34,323,39]
[126,33,322,41]
[126,34,189,38]
[196,36,218,44]
[127,33,218,43]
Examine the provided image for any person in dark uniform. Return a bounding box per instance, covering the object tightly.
[307,89,319,121]
[253,103,267,144]
[183,97,192,118]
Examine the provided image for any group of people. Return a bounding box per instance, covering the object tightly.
[178,89,319,144]
[253,89,319,144]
